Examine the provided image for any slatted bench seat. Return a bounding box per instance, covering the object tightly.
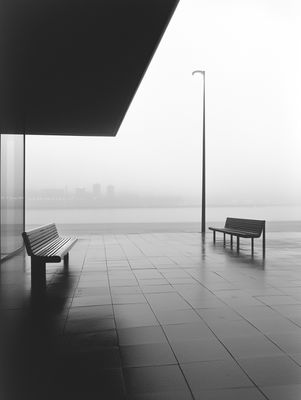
[209,217,266,257]
[22,223,77,289]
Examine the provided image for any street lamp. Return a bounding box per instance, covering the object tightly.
[192,70,206,234]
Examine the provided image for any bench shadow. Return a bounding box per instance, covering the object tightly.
[210,240,266,270]
[30,264,73,312]
[1,261,123,400]
[1,266,72,400]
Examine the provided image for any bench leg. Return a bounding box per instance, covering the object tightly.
[251,238,254,256]
[237,236,240,253]
[31,257,46,291]
[64,253,69,267]
[230,235,233,249]
[223,233,226,247]
[213,231,216,244]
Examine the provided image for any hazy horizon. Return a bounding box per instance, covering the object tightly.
[26,184,300,207]
[26,0,301,208]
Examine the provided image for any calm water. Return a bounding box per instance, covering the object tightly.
[26,205,301,224]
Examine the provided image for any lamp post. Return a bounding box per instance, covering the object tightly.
[192,70,206,234]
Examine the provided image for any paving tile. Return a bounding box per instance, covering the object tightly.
[235,305,281,321]
[182,359,253,392]
[194,387,266,400]
[261,384,301,400]
[249,317,300,335]
[220,335,284,359]
[140,285,175,293]
[163,322,214,342]
[118,326,167,346]
[112,294,147,304]
[66,329,118,349]
[239,356,301,386]
[138,279,169,286]
[120,342,176,367]
[172,338,231,363]
[206,319,262,339]
[196,307,243,323]
[126,391,193,399]
[267,332,301,354]
[71,295,111,307]
[256,295,301,306]
[110,279,138,287]
[64,317,116,334]
[111,286,142,295]
[145,293,191,311]
[68,305,114,320]
[290,353,301,366]
[60,367,126,399]
[114,304,158,328]
[77,280,109,288]
[155,309,202,325]
[4,232,301,399]
[74,286,110,297]
[271,304,301,318]
[123,365,191,395]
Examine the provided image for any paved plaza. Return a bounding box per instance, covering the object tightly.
[1,231,301,399]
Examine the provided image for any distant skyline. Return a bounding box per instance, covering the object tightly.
[26,0,301,207]
[26,184,298,207]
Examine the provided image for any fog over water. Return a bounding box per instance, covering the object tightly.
[26,0,301,208]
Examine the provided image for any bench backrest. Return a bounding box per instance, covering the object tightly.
[22,223,59,256]
[225,217,265,236]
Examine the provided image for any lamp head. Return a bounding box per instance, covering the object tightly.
[192,70,205,76]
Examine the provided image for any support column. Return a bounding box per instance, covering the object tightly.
[31,257,46,291]
[263,223,266,258]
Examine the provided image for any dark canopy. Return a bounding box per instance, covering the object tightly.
[0,0,179,135]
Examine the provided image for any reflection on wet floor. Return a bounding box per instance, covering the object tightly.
[1,232,301,399]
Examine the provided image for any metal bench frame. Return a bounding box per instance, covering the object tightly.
[209,217,266,257]
[22,223,77,289]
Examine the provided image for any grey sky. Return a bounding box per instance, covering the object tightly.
[26,0,301,205]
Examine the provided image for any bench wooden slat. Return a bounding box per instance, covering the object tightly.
[25,223,57,238]
[35,238,77,263]
[209,227,260,238]
[35,237,69,256]
[49,238,77,258]
[225,218,265,235]
[26,224,57,237]
[36,237,75,257]
[29,231,59,251]
[25,222,56,233]
[27,226,58,241]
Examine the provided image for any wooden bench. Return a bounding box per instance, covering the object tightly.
[209,217,265,257]
[22,223,77,289]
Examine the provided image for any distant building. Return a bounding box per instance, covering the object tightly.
[92,183,101,198]
[75,187,87,199]
[106,185,115,200]
[40,188,65,199]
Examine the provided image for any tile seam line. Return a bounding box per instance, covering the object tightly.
[62,238,89,334]
[171,249,272,399]
[115,233,196,400]
[107,233,128,397]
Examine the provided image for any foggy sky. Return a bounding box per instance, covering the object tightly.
[26,0,301,205]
